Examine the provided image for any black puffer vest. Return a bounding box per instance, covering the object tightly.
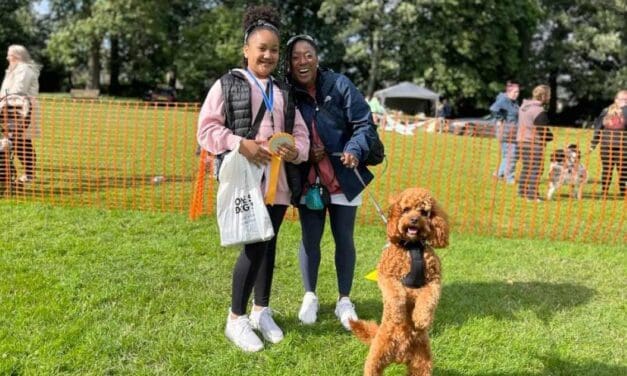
[220,70,302,204]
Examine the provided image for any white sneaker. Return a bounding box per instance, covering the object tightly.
[225,313,264,352]
[250,307,284,344]
[335,297,358,331]
[298,292,319,325]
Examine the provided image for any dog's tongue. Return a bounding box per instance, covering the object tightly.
[407,227,418,236]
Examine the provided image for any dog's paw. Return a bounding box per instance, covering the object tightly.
[412,312,434,331]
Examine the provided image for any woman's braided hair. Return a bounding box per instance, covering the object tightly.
[282,35,318,84]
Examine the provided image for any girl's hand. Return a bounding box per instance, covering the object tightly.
[239,139,271,166]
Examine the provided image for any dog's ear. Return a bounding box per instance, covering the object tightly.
[429,200,449,248]
[388,193,400,206]
[386,194,402,244]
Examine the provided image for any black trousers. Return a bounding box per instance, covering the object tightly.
[600,145,627,196]
[230,205,287,315]
[13,136,36,178]
[518,143,545,199]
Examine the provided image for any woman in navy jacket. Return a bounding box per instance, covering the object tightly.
[284,34,378,330]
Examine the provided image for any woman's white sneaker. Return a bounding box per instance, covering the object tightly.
[225,314,264,352]
[298,292,319,325]
[250,307,284,344]
[334,297,358,331]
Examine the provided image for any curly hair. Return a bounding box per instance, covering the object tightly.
[243,5,280,40]
[241,5,281,67]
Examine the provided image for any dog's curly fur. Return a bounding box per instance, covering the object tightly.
[350,187,449,376]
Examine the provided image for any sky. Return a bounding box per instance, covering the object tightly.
[34,0,50,16]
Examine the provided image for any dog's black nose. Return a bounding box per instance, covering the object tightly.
[409,217,419,224]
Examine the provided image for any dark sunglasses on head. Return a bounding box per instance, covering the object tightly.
[286,34,317,48]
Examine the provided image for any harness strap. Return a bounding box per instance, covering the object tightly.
[401,241,426,288]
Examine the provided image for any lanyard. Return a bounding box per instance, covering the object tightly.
[245,69,273,114]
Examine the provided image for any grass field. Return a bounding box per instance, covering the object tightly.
[2,202,625,375]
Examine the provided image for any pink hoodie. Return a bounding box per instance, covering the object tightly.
[197,69,310,205]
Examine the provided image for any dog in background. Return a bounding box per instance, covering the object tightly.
[350,187,449,376]
[547,144,588,200]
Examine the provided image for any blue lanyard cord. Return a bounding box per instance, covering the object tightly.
[245,69,273,114]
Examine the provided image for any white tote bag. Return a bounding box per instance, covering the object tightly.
[216,146,274,247]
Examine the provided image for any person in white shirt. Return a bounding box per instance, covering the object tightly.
[0,44,41,183]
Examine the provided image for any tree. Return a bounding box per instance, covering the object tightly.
[398,0,540,112]
[532,0,627,121]
[318,0,396,97]
[174,4,242,100]
[317,0,540,110]
[46,0,102,89]
[0,0,35,49]
[46,0,206,93]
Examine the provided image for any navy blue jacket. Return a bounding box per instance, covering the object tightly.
[292,69,375,201]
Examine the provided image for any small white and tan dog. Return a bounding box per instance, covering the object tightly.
[547,144,588,200]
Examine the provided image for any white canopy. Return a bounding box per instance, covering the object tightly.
[374,82,440,116]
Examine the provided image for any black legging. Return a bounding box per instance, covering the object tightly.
[13,136,36,178]
[297,204,357,296]
[600,145,627,196]
[230,205,287,316]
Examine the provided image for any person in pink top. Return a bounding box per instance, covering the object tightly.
[196,5,309,353]
[517,84,553,202]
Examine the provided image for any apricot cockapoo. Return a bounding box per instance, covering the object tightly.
[350,187,449,376]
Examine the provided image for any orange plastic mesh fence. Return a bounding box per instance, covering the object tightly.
[2,98,624,245]
[1,97,200,213]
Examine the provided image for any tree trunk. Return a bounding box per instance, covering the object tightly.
[366,0,384,98]
[109,35,120,94]
[367,29,380,98]
[548,69,558,119]
[87,38,100,90]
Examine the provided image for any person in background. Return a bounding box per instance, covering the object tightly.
[490,81,520,184]
[284,34,378,331]
[437,96,452,119]
[517,84,552,202]
[436,96,453,133]
[367,95,385,125]
[196,5,309,352]
[589,89,627,197]
[0,44,41,183]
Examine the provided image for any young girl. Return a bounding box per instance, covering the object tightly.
[196,6,309,352]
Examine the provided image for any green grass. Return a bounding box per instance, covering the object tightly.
[1,202,625,375]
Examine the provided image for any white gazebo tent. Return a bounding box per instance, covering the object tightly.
[374,82,440,116]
